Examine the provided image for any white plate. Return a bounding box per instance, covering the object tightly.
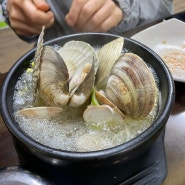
[132,18,185,82]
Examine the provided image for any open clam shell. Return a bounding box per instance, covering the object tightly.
[94,90,125,118]
[106,53,158,118]
[83,104,124,131]
[16,107,63,119]
[39,46,70,107]
[57,40,99,107]
[58,40,99,78]
[95,37,124,89]
[32,38,99,108]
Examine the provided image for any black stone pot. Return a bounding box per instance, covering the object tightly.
[0,33,175,185]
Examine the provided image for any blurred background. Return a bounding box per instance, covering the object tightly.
[0,0,185,73]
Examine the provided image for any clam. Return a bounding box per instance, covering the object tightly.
[83,52,158,129]
[39,46,70,107]
[34,29,98,108]
[106,53,158,118]
[16,107,63,119]
[95,37,124,89]
[83,105,124,131]
[58,40,100,107]
[58,40,99,77]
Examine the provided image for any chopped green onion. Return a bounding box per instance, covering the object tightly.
[91,87,100,106]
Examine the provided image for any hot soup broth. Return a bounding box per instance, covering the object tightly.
[13,41,160,152]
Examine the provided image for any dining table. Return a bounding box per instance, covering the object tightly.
[0,11,185,185]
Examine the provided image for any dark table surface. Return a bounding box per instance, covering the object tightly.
[1,11,185,185]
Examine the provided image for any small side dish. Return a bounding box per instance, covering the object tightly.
[132,18,185,82]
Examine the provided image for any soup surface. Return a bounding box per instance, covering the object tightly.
[13,69,159,152]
